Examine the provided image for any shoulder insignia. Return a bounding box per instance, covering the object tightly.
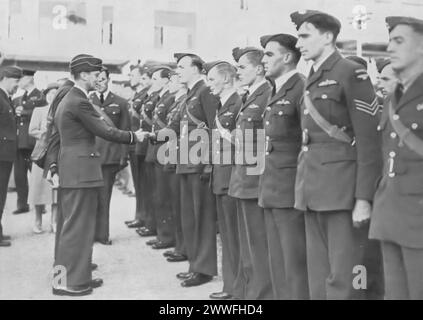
[354,97,379,116]
[318,79,338,87]
[248,104,259,109]
[417,103,423,111]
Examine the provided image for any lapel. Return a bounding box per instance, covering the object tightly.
[157,90,170,106]
[394,73,423,113]
[0,89,13,112]
[306,50,342,89]
[103,92,114,106]
[90,92,100,106]
[242,82,269,112]
[186,79,205,102]
[268,73,301,106]
[218,92,237,116]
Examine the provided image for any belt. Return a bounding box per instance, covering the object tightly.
[302,129,355,146]
[265,140,300,153]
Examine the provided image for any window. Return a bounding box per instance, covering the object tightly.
[154,11,196,50]
[102,6,114,45]
[8,0,22,39]
[154,26,164,49]
[240,0,249,10]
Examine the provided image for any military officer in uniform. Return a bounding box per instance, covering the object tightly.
[13,69,46,214]
[125,65,151,229]
[89,67,130,245]
[376,58,397,100]
[258,33,309,300]
[0,66,22,247]
[228,47,273,299]
[52,54,143,296]
[291,10,382,299]
[370,16,423,300]
[205,61,242,300]
[173,53,220,287]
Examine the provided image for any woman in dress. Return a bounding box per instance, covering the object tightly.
[28,83,59,233]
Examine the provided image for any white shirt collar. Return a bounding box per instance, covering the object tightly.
[188,77,203,91]
[159,88,168,98]
[220,90,236,107]
[0,86,10,98]
[26,87,36,96]
[274,70,297,93]
[74,84,89,98]
[248,78,268,96]
[96,90,110,100]
[313,49,336,72]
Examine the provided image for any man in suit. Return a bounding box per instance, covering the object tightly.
[290,10,382,299]
[89,67,130,245]
[0,66,22,247]
[259,34,309,300]
[228,47,273,300]
[125,65,151,229]
[12,69,46,214]
[51,54,143,296]
[172,53,220,287]
[370,16,423,300]
[205,61,242,300]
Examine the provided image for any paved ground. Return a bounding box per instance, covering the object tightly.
[0,187,222,300]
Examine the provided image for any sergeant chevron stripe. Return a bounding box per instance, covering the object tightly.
[354,97,379,116]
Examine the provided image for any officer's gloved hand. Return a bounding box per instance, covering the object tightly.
[352,199,372,228]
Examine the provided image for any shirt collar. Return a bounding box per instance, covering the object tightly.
[74,84,89,98]
[400,72,423,93]
[274,70,297,93]
[188,77,203,91]
[313,48,336,72]
[159,88,168,98]
[0,86,10,98]
[96,90,110,100]
[220,90,236,107]
[248,78,268,96]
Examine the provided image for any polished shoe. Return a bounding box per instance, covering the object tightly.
[146,238,159,246]
[209,291,232,300]
[127,192,136,197]
[97,239,112,246]
[176,272,193,280]
[0,240,11,247]
[127,220,144,228]
[167,254,188,262]
[1,235,11,241]
[137,228,157,237]
[181,273,213,287]
[151,241,174,250]
[13,206,30,215]
[91,263,98,271]
[33,226,44,234]
[125,219,137,225]
[90,278,103,289]
[52,286,93,296]
[163,250,176,257]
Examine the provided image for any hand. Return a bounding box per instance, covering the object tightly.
[46,170,59,188]
[200,172,211,182]
[352,199,372,228]
[15,106,23,116]
[134,130,149,142]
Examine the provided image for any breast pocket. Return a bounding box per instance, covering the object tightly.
[77,152,103,183]
[238,108,263,131]
[311,85,343,122]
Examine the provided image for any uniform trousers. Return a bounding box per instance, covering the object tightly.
[153,164,175,245]
[14,148,32,209]
[237,199,273,300]
[169,172,185,255]
[54,188,98,288]
[0,161,13,238]
[216,194,240,296]
[95,164,120,241]
[382,241,423,300]
[180,173,217,276]
[139,160,156,231]
[304,210,368,300]
[264,208,309,300]
[129,151,141,220]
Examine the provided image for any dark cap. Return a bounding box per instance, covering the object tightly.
[203,61,231,75]
[22,69,36,76]
[0,66,23,79]
[69,54,103,74]
[43,82,59,95]
[346,56,368,69]
[150,65,171,74]
[174,53,204,64]
[386,16,423,32]
[260,33,299,51]
[232,47,263,63]
[290,10,341,30]
[375,58,391,73]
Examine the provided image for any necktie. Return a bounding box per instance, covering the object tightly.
[242,90,249,104]
[395,83,404,103]
[308,67,315,79]
[271,84,276,98]
[100,93,105,104]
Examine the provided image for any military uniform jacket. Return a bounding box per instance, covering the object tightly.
[54,87,134,189]
[228,82,272,199]
[295,51,381,212]
[370,74,423,248]
[13,88,46,150]
[148,90,176,164]
[135,90,160,156]
[258,73,304,208]
[175,79,220,175]
[0,89,17,162]
[129,87,149,152]
[212,92,242,195]
[89,92,130,165]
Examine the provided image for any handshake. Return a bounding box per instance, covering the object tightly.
[134,130,156,143]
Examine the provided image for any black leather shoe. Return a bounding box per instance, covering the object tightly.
[125,219,137,225]
[0,240,11,247]
[91,263,98,271]
[181,273,213,287]
[209,292,232,300]
[52,286,93,296]
[152,241,174,250]
[163,250,176,257]
[90,278,103,289]
[127,220,144,228]
[146,238,159,246]
[13,206,30,214]
[176,272,193,280]
[137,228,157,237]
[97,239,112,246]
[167,254,188,262]
[1,235,11,241]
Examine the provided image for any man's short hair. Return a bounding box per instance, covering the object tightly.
[305,14,341,42]
[215,63,237,83]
